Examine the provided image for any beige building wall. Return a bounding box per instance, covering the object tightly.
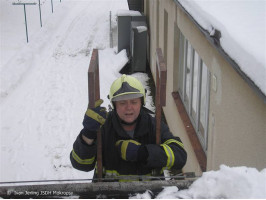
[145,0,266,175]
[146,0,202,175]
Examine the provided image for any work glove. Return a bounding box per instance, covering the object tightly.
[115,140,148,162]
[82,99,107,139]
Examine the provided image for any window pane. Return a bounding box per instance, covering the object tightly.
[199,62,208,139]
[178,33,184,94]
[185,42,192,105]
[192,51,199,121]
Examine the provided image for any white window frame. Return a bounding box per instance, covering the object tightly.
[178,32,210,153]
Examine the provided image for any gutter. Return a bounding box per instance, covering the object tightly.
[174,0,266,102]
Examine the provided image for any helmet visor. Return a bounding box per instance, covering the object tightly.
[112,93,143,102]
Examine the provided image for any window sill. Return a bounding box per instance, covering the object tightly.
[172,91,207,172]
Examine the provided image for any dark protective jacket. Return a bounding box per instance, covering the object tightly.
[70,108,187,181]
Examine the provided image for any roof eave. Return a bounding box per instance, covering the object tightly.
[174,0,266,101]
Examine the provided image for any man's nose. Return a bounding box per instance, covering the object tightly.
[125,102,133,109]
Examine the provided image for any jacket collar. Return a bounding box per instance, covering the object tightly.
[110,108,150,139]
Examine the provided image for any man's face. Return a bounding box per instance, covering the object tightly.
[115,98,142,123]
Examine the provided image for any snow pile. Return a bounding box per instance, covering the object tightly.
[178,0,266,95]
[131,165,266,199]
[176,165,266,199]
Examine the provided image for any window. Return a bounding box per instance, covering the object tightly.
[192,51,200,122]
[184,41,192,108]
[178,32,210,152]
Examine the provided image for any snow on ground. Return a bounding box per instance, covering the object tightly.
[0,0,133,182]
[0,0,266,198]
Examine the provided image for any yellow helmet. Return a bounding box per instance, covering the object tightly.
[109,74,146,106]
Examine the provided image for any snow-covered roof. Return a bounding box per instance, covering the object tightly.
[176,0,266,98]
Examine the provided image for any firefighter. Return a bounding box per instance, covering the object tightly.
[70,74,187,181]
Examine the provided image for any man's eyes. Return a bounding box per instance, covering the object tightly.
[118,100,138,105]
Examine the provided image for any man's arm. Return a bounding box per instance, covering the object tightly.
[70,129,97,172]
[143,121,187,170]
[70,99,107,172]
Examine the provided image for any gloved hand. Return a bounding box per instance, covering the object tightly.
[82,99,107,139]
[115,140,141,162]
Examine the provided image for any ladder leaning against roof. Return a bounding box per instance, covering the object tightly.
[88,48,168,180]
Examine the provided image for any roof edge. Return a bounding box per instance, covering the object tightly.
[174,0,266,102]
